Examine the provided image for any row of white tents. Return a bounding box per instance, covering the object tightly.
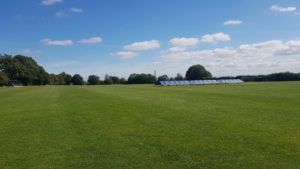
[158,79,244,86]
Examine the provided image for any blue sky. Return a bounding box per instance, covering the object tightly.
[1,0,300,78]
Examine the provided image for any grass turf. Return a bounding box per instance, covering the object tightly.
[0,82,300,169]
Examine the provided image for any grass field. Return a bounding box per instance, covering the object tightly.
[0,82,300,169]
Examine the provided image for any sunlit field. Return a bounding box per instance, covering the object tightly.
[0,82,299,169]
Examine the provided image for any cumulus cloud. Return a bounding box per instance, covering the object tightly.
[124,40,160,51]
[78,37,102,44]
[42,39,73,46]
[116,51,139,59]
[42,0,63,6]
[162,39,300,61]
[270,5,297,12]
[201,32,231,43]
[168,47,187,52]
[224,20,243,26]
[70,8,83,13]
[161,48,235,63]
[169,37,199,47]
[160,40,300,71]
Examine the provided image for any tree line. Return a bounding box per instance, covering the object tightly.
[1,54,300,87]
[0,54,157,86]
[235,72,300,82]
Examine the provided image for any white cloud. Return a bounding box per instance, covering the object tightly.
[78,37,102,44]
[124,40,160,51]
[116,51,139,59]
[270,5,297,13]
[42,39,73,46]
[169,37,199,47]
[161,48,234,63]
[44,39,300,78]
[201,32,231,43]
[70,8,83,13]
[42,0,63,6]
[224,20,243,26]
[168,47,187,52]
[160,40,300,76]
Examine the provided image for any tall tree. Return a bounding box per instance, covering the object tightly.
[64,74,72,85]
[0,72,9,86]
[48,72,72,85]
[71,74,84,85]
[186,65,212,80]
[157,75,169,81]
[175,73,184,80]
[127,73,156,84]
[120,78,127,84]
[56,72,67,85]
[104,75,113,85]
[0,55,49,85]
[110,76,120,84]
[48,74,58,85]
[87,75,100,85]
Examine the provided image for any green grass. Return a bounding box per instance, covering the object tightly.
[0,82,300,169]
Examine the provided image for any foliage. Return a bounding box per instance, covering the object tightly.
[0,72,9,86]
[174,73,184,80]
[102,75,112,85]
[104,78,113,85]
[110,76,120,84]
[120,78,127,84]
[127,73,156,84]
[71,74,84,85]
[237,72,300,82]
[267,72,300,81]
[157,75,169,81]
[0,54,49,85]
[64,73,73,85]
[185,64,212,80]
[49,72,73,85]
[87,75,100,85]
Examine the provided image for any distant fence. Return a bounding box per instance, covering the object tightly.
[157,79,244,86]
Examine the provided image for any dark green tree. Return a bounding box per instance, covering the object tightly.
[48,74,57,85]
[185,65,212,80]
[110,76,120,84]
[71,74,84,85]
[87,75,100,85]
[157,75,169,81]
[64,74,72,85]
[0,55,49,85]
[127,73,156,84]
[175,73,184,80]
[56,72,67,85]
[266,72,300,81]
[0,72,9,86]
[48,72,72,85]
[102,75,112,85]
[104,78,113,85]
[120,78,127,84]
[237,72,300,82]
